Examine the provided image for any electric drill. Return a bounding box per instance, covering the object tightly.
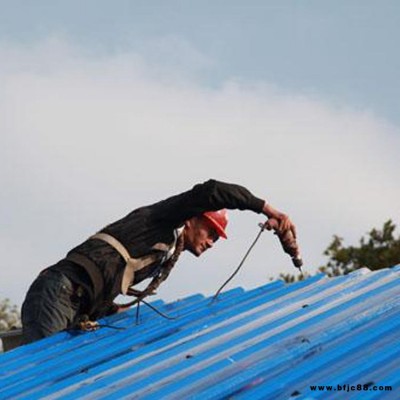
[260,218,303,271]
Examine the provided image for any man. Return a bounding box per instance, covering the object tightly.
[22,179,300,343]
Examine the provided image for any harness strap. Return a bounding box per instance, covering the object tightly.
[65,252,104,315]
[90,232,157,294]
[91,232,131,262]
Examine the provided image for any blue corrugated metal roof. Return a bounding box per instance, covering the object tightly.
[1,266,399,399]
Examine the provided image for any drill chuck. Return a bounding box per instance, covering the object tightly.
[292,255,303,269]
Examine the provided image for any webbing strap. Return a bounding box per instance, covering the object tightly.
[90,232,157,294]
[91,232,131,262]
[65,252,104,315]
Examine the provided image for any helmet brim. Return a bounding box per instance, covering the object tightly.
[202,214,228,239]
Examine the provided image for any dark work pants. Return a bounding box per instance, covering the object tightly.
[21,270,82,344]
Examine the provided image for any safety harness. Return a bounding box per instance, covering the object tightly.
[66,230,184,329]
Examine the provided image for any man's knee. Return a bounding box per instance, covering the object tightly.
[21,298,69,344]
[22,323,53,344]
[21,270,80,343]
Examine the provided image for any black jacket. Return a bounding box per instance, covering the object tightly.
[51,179,265,317]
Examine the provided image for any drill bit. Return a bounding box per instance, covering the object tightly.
[292,254,304,274]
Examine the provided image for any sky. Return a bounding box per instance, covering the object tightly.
[1,1,399,309]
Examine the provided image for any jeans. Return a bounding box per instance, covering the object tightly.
[21,269,83,344]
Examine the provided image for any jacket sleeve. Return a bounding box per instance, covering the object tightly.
[149,179,265,228]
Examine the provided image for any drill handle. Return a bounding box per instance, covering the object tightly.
[260,218,303,269]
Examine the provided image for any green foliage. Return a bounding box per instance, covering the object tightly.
[322,220,400,277]
[280,220,400,283]
[279,271,310,283]
[0,299,21,331]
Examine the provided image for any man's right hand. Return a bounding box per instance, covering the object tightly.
[261,202,300,259]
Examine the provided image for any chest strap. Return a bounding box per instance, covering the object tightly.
[90,232,157,295]
[91,233,131,262]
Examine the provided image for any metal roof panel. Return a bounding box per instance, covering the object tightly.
[1,266,399,400]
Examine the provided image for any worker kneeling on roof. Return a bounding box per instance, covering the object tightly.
[21,179,299,343]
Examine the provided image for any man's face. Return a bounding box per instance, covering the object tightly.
[184,216,220,257]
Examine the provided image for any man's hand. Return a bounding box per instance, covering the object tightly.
[262,202,297,239]
[262,202,300,259]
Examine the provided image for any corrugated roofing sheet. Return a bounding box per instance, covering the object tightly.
[1,266,399,399]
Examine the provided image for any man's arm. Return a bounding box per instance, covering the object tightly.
[149,179,262,224]
[154,179,300,258]
[151,179,296,237]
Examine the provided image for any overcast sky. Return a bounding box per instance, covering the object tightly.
[1,1,399,308]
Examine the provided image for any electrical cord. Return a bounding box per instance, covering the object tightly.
[135,298,177,325]
[211,224,266,303]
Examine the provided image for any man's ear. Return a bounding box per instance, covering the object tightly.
[185,216,201,233]
[184,218,195,232]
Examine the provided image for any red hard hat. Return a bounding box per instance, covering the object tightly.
[202,209,228,239]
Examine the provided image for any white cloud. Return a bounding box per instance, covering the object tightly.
[1,38,399,307]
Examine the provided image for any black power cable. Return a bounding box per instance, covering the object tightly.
[211,221,304,303]
[211,224,266,303]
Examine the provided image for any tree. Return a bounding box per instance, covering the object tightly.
[279,271,310,283]
[0,298,21,331]
[321,220,400,276]
[280,220,400,283]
